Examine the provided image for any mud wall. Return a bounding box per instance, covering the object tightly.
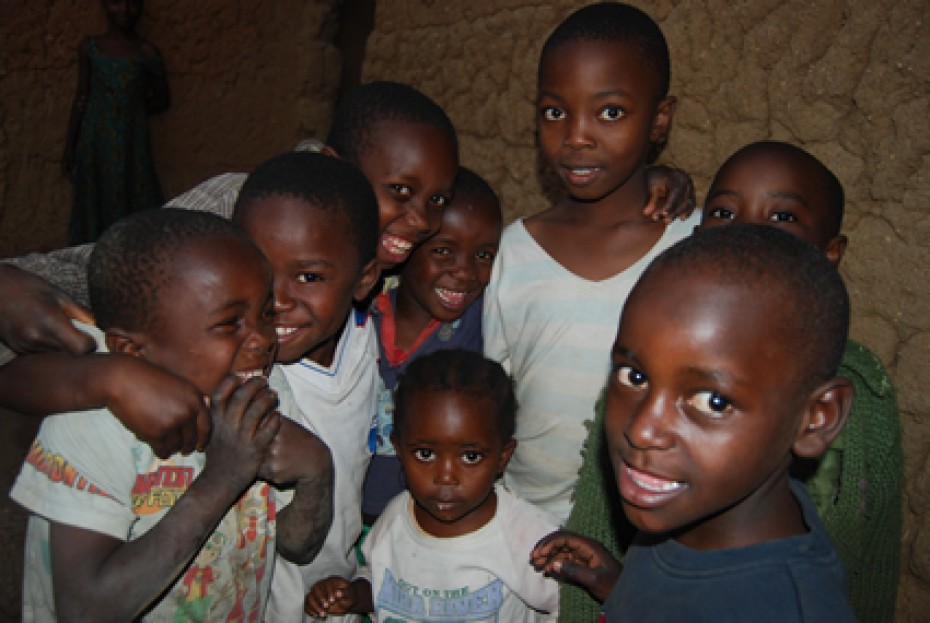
[0,0,342,256]
[0,0,928,619]
[360,1,929,619]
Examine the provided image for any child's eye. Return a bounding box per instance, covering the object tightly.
[431,246,452,257]
[297,272,323,283]
[598,106,625,121]
[476,249,496,262]
[462,451,483,465]
[430,195,450,209]
[769,212,798,223]
[390,184,412,198]
[688,391,733,418]
[708,207,735,220]
[213,316,242,333]
[541,106,565,121]
[616,365,647,389]
[413,448,435,462]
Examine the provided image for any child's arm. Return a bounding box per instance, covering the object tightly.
[258,418,335,564]
[61,38,91,177]
[0,264,94,357]
[49,375,280,622]
[642,165,697,223]
[0,351,211,458]
[305,577,373,617]
[531,530,622,603]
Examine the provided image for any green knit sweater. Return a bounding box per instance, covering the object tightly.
[560,340,902,623]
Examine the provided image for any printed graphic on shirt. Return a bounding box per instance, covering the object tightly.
[23,439,111,497]
[376,569,505,622]
[174,483,276,621]
[132,460,194,515]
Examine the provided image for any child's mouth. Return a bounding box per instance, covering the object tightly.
[620,462,687,507]
[563,165,604,185]
[275,325,300,344]
[435,287,468,309]
[381,233,414,261]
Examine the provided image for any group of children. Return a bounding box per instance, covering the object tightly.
[0,2,902,622]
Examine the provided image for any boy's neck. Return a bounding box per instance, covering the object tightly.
[672,472,806,552]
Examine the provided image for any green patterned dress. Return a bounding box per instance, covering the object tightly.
[69,37,164,244]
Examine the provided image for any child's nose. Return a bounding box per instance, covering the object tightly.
[434,457,458,485]
[450,254,478,282]
[625,392,676,451]
[244,319,276,355]
[564,116,595,149]
[273,277,295,312]
[404,201,436,239]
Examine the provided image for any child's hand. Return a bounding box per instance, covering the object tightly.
[643,165,696,223]
[201,375,281,495]
[531,530,622,603]
[305,577,367,617]
[0,264,95,356]
[258,418,331,486]
[104,355,212,457]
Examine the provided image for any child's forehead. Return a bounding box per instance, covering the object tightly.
[711,151,833,212]
[537,39,665,102]
[245,193,345,227]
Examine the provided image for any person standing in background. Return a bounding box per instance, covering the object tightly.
[62,0,169,244]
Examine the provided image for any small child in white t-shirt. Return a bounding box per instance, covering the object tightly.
[306,349,560,622]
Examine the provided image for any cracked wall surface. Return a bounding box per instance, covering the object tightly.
[0,0,927,620]
[360,1,930,619]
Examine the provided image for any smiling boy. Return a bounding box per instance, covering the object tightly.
[698,140,903,622]
[533,224,857,621]
[10,209,332,621]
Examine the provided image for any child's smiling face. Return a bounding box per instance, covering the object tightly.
[354,120,459,269]
[392,389,515,539]
[398,192,502,325]
[139,236,276,395]
[604,267,812,550]
[536,40,674,205]
[237,195,378,366]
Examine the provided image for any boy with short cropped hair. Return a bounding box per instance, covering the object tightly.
[698,140,903,622]
[533,224,857,621]
[10,209,333,621]
[483,1,700,523]
[231,151,382,623]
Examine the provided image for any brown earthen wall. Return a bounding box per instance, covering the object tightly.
[0,0,927,620]
[0,0,342,256]
[361,1,929,619]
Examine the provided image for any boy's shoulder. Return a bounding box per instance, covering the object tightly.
[610,479,855,622]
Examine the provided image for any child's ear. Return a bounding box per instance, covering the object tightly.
[497,438,517,476]
[354,258,381,302]
[104,328,145,358]
[649,96,677,144]
[793,377,854,459]
[824,234,848,267]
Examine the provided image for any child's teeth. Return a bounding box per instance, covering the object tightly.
[276,326,296,337]
[628,466,685,493]
[437,288,465,305]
